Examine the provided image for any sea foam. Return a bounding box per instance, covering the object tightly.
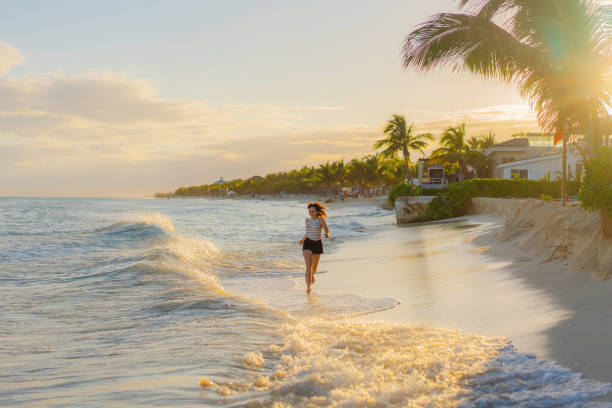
[201,319,612,407]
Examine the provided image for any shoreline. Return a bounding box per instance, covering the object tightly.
[471,216,612,402]
[156,194,390,209]
[312,203,612,402]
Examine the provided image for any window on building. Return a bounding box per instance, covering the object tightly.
[429,169,443,178]
[510,169,528,179]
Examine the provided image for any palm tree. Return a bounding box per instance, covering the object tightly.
[347,158,368,195]
[402,0,610,157]
[467,136,481,151]
[315,162,335,195]
[331,159,347,193]
[375,114,432,182]
[432,123,489,179]
[362,154,389,192]
[476,131,496,177]
[468,131,496,150]
[298,165,315,193]
[432,123,470,178]
[479,131,496,150]
[385,157,408,186]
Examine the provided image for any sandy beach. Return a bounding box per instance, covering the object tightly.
[306,202,612,402]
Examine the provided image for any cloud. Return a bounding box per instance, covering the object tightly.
[0,72,347,146]
[0,65,540,196]
[0,43,23,75]
[0,72,221,127]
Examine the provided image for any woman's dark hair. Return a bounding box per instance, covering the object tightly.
[307,202,327,218]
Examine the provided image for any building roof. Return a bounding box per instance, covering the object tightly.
[495,153,561,168]
[491,138,529,148]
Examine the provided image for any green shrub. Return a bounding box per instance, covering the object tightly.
[420,187,447,196]
[419,178,569,222]
[464,178,562,198]
[426,181,476,220]
[388,183,421,205]
[579,147,612,216]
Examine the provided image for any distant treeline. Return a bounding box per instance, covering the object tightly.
[166,154,410,197]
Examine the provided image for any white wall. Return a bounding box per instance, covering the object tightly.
[500,154,580,180]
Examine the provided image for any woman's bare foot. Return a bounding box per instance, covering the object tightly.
[311,274,315,284]
[306,287,311,295]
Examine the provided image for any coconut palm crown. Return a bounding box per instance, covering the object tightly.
[375,114,432,182]
[431,123,469,177]
[432,123,492,178]
[402,0,611,157]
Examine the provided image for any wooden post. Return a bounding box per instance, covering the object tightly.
[562,123,567,207]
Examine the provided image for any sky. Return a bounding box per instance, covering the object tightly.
[0,0,546,197]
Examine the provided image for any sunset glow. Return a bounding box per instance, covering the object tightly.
[0,0,541,197]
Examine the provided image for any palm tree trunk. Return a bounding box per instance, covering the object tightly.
[562,124,567,207]
[403,151,410,183]
[458,157,467,180]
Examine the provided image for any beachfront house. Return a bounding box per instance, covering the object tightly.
[484,134,557,178]
[427,164,446,184]
[495,151,582,180]
[416,159,448,187]
[485,134,583,180]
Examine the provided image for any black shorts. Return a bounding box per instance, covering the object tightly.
[302,238,323,254]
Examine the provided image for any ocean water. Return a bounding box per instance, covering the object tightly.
[1,197,611,407]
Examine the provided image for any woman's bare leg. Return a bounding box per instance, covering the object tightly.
[311,254,321,284]
[303,250,313,294]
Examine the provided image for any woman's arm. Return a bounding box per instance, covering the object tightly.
[320,218,330,238]
[299,219,307,245]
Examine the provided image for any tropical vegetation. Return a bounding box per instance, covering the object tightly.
[168,119,501,199]
[421,178,576,221]
[170,154,407,197]
[401,0,611,225]
[402,0,611,159]
[430,123,495,178]
[375,115,432,182]
[388,183,421,205]
[578,147,612,237]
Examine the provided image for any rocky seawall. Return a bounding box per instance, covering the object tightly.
[394,196,435,224]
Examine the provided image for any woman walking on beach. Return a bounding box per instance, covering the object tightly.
[299,202,330,294]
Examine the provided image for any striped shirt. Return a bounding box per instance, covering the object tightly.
[305,218,322,240]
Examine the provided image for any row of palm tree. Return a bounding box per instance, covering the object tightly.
[169,114,497,198]
[375,115,496,181]
[172,155,408,197]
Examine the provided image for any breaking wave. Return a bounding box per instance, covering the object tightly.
[200,320,612,407]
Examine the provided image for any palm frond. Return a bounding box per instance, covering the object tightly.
[403,0,610,147]
[402,12,540,82]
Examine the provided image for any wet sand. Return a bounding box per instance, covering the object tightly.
[309,215,612,401]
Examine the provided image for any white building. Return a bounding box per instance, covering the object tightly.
[496,152,582,180]
[485,134,583,180]
[484,134,557,178]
